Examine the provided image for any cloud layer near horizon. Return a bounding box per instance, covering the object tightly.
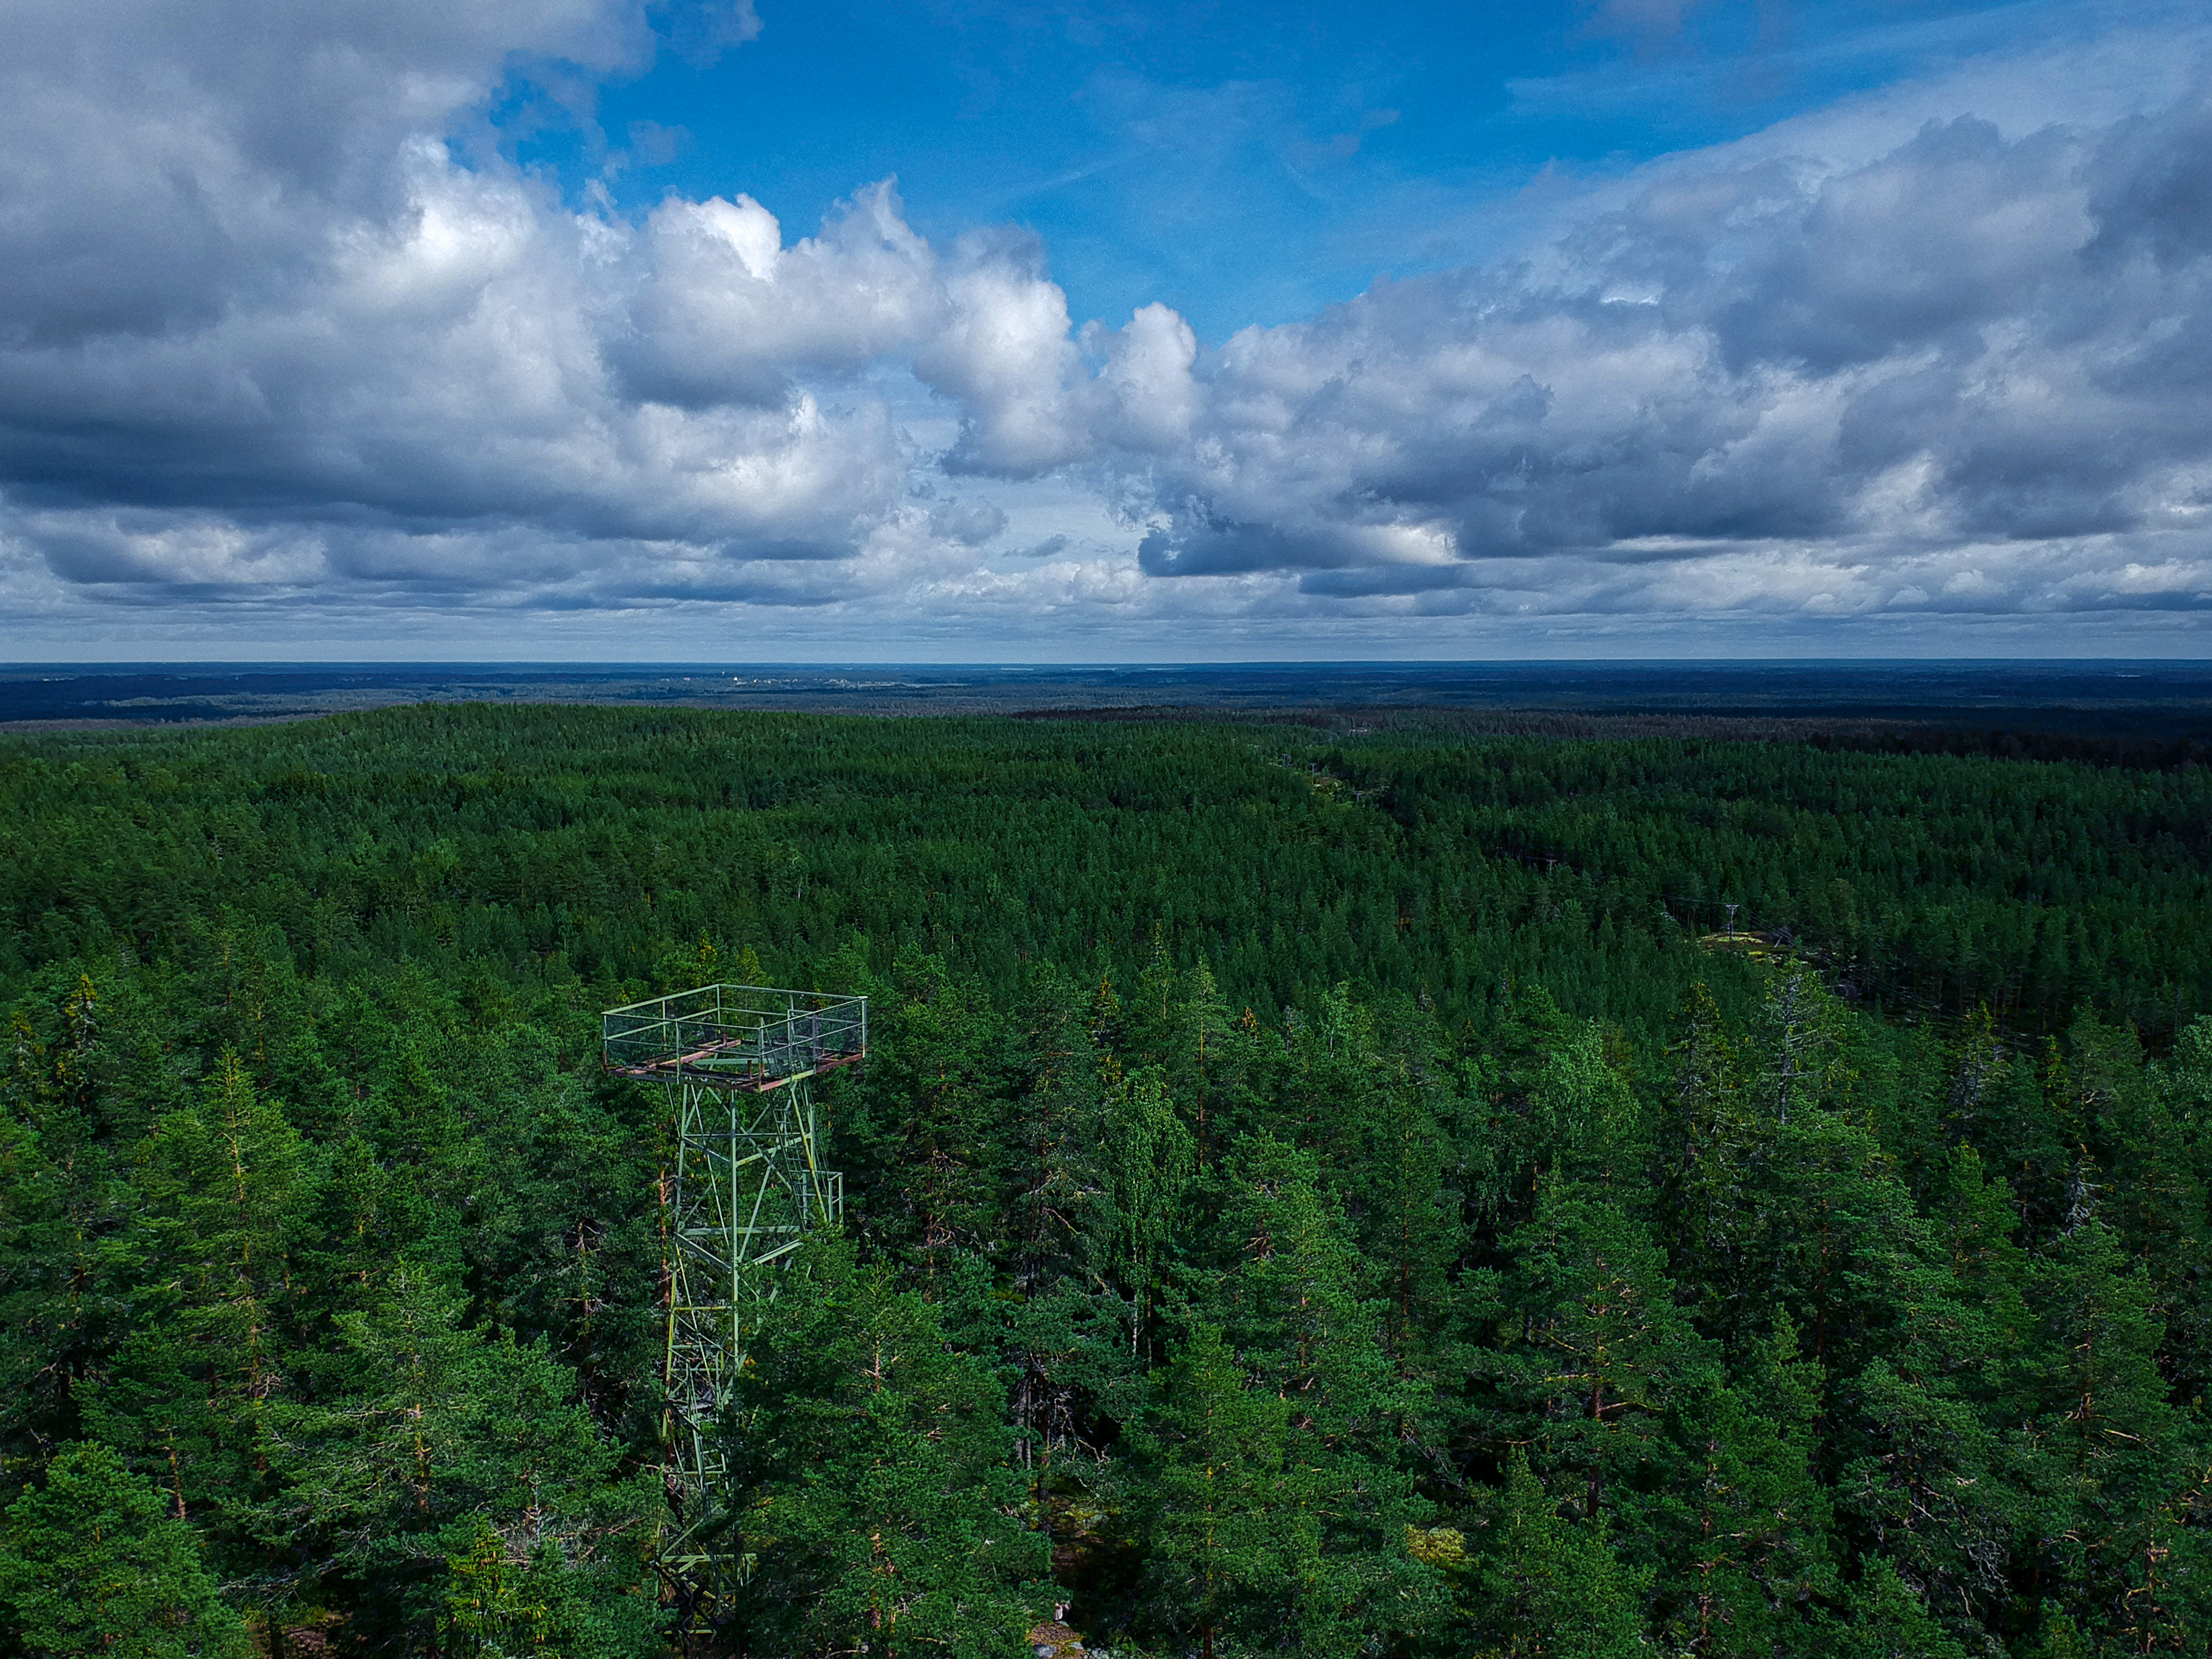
[3,0,2211,650]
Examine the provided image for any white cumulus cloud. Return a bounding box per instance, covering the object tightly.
[1,0,2210,654]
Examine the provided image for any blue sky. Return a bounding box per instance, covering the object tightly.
[543,1,2111,337]
[1,0,2209,659]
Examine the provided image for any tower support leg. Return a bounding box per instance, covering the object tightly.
[660,1073,843,1601]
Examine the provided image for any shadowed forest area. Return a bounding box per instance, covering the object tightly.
[5,704,2212,1657]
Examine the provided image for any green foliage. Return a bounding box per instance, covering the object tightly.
[729,1239,1047,1658]
[1468,1451,1649,1659]
[1833,1556,1968,1659]
[1135,1322,1306,1656]
[3,704,2211,1654]
[1495,1178,1714,1525]
[0,1440,251,1658]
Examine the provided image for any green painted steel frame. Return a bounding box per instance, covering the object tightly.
[601,984,863,1601]
[603,983,866,1086]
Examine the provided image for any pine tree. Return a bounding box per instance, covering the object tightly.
[1486,983,1582,1220]
[1653,1316,1836,1657]
[1527,1017,1639,1191]
[0,980,137,1459]
[1350,996,1476,1374]
[995,968,1128,1501]
[2077,1013,2212,1397]
[1828,1145,2024,1639]
[849,952,1008,1289]
[1831,1557,1965,1659]
[1662,982,1769,1349]
[1089,1068,1196,1361]
[1468,1450,1649,1659]
[728,1239,1047,1659]
[1137,1322,1303,1659]
[267,1262,640,1652]
[1497,1176,1714,1528]
[0,1440,251,1659]
[1204,1137,1445,1654]
[83,1051,313,1599]
[2016,1218,2204,1630]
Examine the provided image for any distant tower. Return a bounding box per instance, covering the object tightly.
[602,983,867,1603]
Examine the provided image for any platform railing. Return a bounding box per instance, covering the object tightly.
[601,984,868,1084]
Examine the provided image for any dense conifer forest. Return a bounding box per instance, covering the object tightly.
[5,703,2212,1658]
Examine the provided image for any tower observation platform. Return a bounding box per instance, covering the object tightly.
[603,982,867,1088]
[601,983,866,1603]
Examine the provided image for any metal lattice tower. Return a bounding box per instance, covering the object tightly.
[601,983,866,1597]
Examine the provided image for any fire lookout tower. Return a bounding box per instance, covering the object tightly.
[601,982,867,1596]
